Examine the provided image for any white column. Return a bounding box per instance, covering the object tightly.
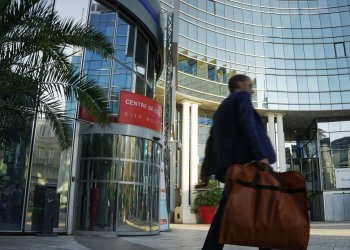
[267,113,277,170]
[268,113,276,149]
[181,101,191,221]
[277,114,286,172]
[190,103,198,206]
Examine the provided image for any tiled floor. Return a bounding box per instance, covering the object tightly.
[122,223,350,250]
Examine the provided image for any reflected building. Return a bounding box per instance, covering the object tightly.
[0,0,164,234]
[159,0,350,222]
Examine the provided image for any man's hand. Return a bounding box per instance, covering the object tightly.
[259,158,269,165]
[257,158,270,171]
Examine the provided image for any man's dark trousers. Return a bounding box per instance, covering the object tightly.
[202,192,271,250]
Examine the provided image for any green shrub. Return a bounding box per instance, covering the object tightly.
[193,180,223,208]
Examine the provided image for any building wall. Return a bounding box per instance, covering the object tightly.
[160,0,350,221]
[72,0,164,234]
[162,0,350,111]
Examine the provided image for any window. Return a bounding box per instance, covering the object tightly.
[216,2,224,17]
[116,16,134,67]
[335,43,346,57]
[146,49,155,98]
[216,67,226,83]
[178,54,189,73]
[37,147,45,164]
[135,32,148,95]
[48,148,55,164]
[207,0,215,14]
[40,125,46,137]
[208,64,215,81]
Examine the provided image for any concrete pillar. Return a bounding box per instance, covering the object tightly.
[277,114,286,172]
[190,103,198,206]
[267,113,277,170]
[180,101,196,223]
[181,101,190,208]
[267,113,276,149]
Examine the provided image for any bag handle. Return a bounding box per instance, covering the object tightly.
[251,161,281,188]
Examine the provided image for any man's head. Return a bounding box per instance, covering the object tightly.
[228,74,253,95]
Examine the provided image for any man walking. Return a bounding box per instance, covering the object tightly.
[201,74,276,250]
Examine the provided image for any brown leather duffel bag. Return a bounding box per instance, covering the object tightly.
[219,162,310,250]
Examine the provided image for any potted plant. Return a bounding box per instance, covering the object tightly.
[193,180,223,224]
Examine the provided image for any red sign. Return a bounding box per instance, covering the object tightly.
[118,91,162,132]
[78,106,118,123]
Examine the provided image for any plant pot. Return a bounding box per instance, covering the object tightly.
[198,206,216,224]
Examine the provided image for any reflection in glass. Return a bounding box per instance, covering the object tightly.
[25,118,72,231]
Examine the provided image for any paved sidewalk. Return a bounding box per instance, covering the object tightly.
[0,222,349,250]
[123,222,350,250]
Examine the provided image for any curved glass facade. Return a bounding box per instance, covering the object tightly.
[75,134,161,234]
[85,4,162,115]
[73,1,164,234]
[163,0,350,111]
[161,0,350,222]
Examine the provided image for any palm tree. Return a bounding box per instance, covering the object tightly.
[0,0,114,149]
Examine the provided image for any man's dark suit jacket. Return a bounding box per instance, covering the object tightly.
[209,91,276,182]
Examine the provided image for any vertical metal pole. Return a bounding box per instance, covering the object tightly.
[163,11,174,212]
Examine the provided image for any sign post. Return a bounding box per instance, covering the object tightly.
[159,162,169,231]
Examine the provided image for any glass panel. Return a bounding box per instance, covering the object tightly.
[117,184,151,233]
[116,16,134,67]
[135,32,148,95]
[25,119,73,232]
[0,126,30,232]
[335,43,346,57]
[330,131,350,168]
[146,49,155,98]
[76,181,116,231]
[112,62,132,91]
[319,131,334,190]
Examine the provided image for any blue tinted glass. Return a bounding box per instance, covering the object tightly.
[328,76,340,91]
[309,93,320,104]
[339,75,350,90]
[208,64,215,81]
[318,76,330,91]
[267,92,278,103]
[335,43,346,57]
[341,91,350,102]
[288,93,298,104]
[188,23,197,40]
[274,44,284,58]
[207,0,214,13]
[287,76,298,91]
[320,14,331,27]
[207,30,216,46]
[304,45,314,58]
[330,13,341,26]
[299,93,309,104]
[179,20,188,36]
[297,77,308,91]
[308,77,319,91]
[330,92,342,103]
[216,2,224,17]
[294,45,305,58]
[324,44,336,58]
[320,93,331,103]
[266,75,277,90]
[217,33,225,48]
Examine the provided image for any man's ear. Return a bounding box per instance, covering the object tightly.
[236,81,243,90]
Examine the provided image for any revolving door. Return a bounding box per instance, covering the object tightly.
[75,134,161,235]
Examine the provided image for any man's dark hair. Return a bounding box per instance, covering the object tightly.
[228,74,251,93]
